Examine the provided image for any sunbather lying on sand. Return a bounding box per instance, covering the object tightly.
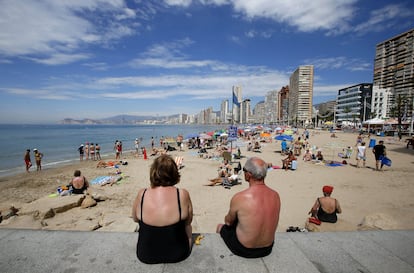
[204,173,240,187]
[96,161,123,168]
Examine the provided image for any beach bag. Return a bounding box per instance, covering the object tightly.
[381,156,392,167]
[291,160,297,170]
[308,217,321,225]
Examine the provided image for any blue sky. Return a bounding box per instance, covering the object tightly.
[0,0,413,123]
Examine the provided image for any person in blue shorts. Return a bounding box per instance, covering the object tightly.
[372,140,386,171]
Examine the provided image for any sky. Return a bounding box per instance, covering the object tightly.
[0,0,413,124]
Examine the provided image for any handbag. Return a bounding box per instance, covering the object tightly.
[308,217,321,225]
[381,156,392,167]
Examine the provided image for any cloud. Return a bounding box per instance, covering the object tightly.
[28,53,91,66]
[82,62,110,71]
[0,0,141,64]
[164,0,193,7]
[1,88,75,100]
[129,38,226,70]
[353,4,414,35]
[303,57,372,72]
[164,0,357,34]
[245,30,273,39]
[313,84,350,98]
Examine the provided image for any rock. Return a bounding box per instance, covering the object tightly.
[81,195,97,208]
[19,195,84,220]
[0,215,43,229]
[358,213,398,230]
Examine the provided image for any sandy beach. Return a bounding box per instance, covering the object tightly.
[1,130,413,233]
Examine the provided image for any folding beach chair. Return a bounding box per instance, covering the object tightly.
[222,151,232,162]
[174,156,184,169]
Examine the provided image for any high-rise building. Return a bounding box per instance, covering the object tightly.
[264,90,278,124]
[288,65,314,125]
[220,99,229,123]
[241,99,251,124]
[336,83,373,124]
[278,86,289,124]
[253,101,265,124]
[371,86,393,119]
[373,28,414,98]
[373,28,414,124]
[232,85,242,123]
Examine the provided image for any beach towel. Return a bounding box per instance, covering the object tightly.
[326,162,343,167]
[90,175,121,185]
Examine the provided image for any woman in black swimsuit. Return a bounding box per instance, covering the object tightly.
[132,154,193,264]
[309,185,342,223]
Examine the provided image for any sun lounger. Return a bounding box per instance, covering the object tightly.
[175,156,184,169]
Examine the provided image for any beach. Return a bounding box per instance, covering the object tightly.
[1,129,413,233]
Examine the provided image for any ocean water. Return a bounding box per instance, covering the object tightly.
[0,124,224,178]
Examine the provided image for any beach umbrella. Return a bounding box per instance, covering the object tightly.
[220,132,228,137]
[275,135,294,141]
[163,138,176,144]
[185,133,199,139]
[284,130,294,135]
[199,133,212,140]
[260,132,271,138]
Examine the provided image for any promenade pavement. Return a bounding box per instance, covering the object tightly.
[0,229,413,273]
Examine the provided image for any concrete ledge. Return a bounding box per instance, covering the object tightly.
[0,229,413,273]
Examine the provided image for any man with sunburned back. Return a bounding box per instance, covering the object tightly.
[216,156,281,258]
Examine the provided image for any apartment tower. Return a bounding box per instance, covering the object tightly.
[373,28,414,98]
[288,65,314,126]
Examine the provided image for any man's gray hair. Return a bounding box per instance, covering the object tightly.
[244,157,267,179]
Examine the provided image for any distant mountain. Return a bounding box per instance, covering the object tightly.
[60,118,103,124]
[60,114,175,124]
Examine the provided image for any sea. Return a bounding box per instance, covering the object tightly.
[0,124,226,178]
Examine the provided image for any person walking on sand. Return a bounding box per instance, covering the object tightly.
[90,143,95,161]
[24,149,32,172]
[134,138,140,156]
[33,148,43,171]
[95,143,101,160]
[84,143,89,160]
[356,141,366,168]
[216,156,281,258]
[78,144,84,161]
[373,140,386,171]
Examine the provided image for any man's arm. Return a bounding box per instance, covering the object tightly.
[224,195,239,226]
